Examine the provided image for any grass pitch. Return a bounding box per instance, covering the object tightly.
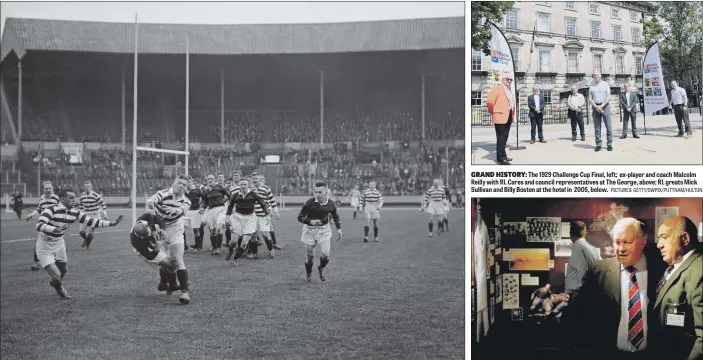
[1,207,465,360]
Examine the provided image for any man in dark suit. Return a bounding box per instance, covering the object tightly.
[574,218,667,359]
[528,86,546,144]
[651,216,702,360]
[620,83,640,139]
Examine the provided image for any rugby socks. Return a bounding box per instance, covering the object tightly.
[263,237,273,252]
[444,219,449,230]
[176,270,189,292]
[210,233,217,249]
[33,249,39,263]
[199,225,205,240]
[233,247,245,260]
[439,221,444,232]
[225,229,232,247]
[353,211,357,219]
[364,226,369,237]
[85,234,94,247]
[183,232,189,250]
[270,231,277,245]
[56,261,67,279]
[216,234,224,249]
[193,230,202,249]
[159,267,169,285]
[429,222,434,232]
[305,261,313,275]
[237,235,243,248]
[319,257,329,269]
[374,227,379,238]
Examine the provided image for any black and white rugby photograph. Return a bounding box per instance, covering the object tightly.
[0,1,466,359]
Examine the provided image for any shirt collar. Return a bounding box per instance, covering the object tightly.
[315,197,329,206]
[621,253,648,272]
[672,249,695,272]
[57,202,67,210]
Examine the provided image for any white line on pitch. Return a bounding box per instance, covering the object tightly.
[1,229,125,244]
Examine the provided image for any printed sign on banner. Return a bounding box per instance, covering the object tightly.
[489,22,516,118]
[643,42,669,115]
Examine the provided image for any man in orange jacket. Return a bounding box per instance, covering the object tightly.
[486,76,516,165]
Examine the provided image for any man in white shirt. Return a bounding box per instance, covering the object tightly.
[669,80,692,138]
[567,86,586,142]
[652,216,702,360]
[574,218,667,358]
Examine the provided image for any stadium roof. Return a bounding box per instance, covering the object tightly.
[0,17,464,61]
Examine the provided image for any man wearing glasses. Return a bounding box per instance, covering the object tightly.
[486,76,516,165]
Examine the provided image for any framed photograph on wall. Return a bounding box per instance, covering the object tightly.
[655,207,679,235]
[526,217,561,242]
[554,239,573,257]
[508,248,551,271]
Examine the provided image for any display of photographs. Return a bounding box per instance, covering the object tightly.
[645,78,651,86]
[502,273,520,309]
[495,275,503,303]
[511,307,523,321]
[653,87,662,96]
[503,222,527,236]
[526,217,561,242]
[490,297,496,324]
[561,222,570,238]
[651,77,661,86]
[554,239,573,257]
[509,248,552,271]
[491,69,501,83]
[645,88,653,96]
[655,207,679,234]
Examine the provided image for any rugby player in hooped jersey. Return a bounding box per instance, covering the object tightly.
[27,181,60,271]
[35,188,124,299]
[297,181,342,282]
[225,178,269,266]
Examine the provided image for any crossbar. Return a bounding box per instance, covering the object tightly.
[135,146,189,156]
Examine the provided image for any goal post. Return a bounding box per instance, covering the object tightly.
[131,15,190,223]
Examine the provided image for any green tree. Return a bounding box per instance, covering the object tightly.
[471,2,515,55]
[641,2,703,83]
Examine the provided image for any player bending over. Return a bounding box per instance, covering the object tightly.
[347,185,361,220]
[130,212,181,294]
[225,178,269,266]
[440,179,451,232]
[26,181,60,271]
[297,181,342,282]
[200,173,231,255]
[423,179,446,237]
[35,188,124,299]
[185,178,206,253]
[78,181,108,249]
[360,180,383,243]
[147,175,192,304]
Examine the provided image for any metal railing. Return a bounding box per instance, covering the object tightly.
[470,105,573,127]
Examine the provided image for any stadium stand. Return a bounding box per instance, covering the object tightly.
[1,17,464,201]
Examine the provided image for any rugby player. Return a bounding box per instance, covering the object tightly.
[248,173,279,258]
[78,181,108,249]
[147,174,192,304]
[360,180,383,243]
[200,173,231,255]
[440,179,451,232]
[347,185,361,219]
[185,178,205,253]
[35,188,124,299]
[297,181,342,282]
[130,212,180,294]
[261,175,281,250]
[423,179,446,237]
[26,181,60,271]
[225,178,269,266]
[11,188,23,219]
[224,171,242,248]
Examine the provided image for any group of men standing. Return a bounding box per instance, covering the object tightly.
[485,71,695,164]
[563,216,702,360]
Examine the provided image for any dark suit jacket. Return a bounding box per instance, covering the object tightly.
[528,93,545,118]
[574,243,666,357]
[620,91,639,113]
[651,248,703,360]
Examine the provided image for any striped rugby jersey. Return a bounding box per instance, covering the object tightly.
[36,194,60,213]
[425,187,446,206]
[360,189,384,209]
[36,203,113,241]
[253,184,276,217]
[227,184,240,197]
[148,188,191,226]
[348,189,361,202]
[79,191,106,213]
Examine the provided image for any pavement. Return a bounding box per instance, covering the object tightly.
[471,110,703,165]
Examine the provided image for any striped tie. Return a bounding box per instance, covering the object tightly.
[627,266,644,349]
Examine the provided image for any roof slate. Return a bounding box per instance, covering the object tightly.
[2,17,464,55]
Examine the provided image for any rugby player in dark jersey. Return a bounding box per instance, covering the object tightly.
[297,181,343,282]
[201,174,231,255]
[130,212,180,293]
[442,179,452,232]
[185,178,206,253]
[225,178,269,266]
